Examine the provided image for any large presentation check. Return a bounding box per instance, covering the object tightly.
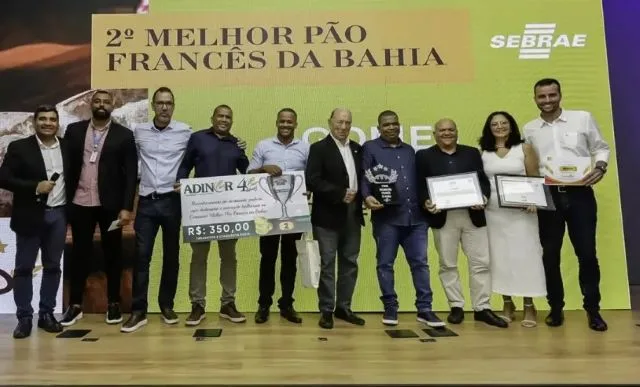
[180,172,312,242]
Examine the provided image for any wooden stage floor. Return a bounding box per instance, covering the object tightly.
[0,310,639,385]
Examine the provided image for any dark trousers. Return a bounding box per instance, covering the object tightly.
[14,207,66,319]
[372,222,433,312]
[132,194,181,312]
[258,233,303,309]
[69,204,123,305]
[537,186,600,312]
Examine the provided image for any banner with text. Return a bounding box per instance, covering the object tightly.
[91,10,472,88]
[180,172,311,242]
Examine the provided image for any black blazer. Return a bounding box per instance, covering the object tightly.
[305,135,364,230]
[415,144,491,229]
[64,120,138,212]
[0,135,72,235]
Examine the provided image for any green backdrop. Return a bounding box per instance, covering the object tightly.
[134,0,628,312]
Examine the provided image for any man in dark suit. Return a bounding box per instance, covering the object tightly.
[416,118,506,328]
[0,105,70,338]
[305,108,365,329]
[59,89,138,327]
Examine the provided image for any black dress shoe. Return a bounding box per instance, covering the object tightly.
[474,309,508,328]
[334,308,365,326]
[280,307,302,324]
[13,318,32,339]
[38,313,63,333]
[254,307,269,324]
[545,309,564,327]
[448,307,465,324]
[319,312,333,329]
[587,311,608,332]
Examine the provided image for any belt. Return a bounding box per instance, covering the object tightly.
[140,191,177,200]
[551,185,590,193]
[45,204,65,210]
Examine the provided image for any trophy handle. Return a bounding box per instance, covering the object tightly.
[258,176,273,200]
[292,174,304,196]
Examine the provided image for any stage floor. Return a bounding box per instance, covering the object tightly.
[0,310,639,385]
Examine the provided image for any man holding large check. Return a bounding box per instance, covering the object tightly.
[416,118,507,328]
[247,108,310,325]
[523,78,610,332]
[176,104,250,325]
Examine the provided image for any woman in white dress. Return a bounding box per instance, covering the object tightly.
[479,111,546,327]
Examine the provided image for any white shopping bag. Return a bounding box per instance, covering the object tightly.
[296,233,321,289]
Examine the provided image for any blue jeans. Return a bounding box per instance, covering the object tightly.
[132,194,181,312]
[372,222,433,312]
[14,207,66,319]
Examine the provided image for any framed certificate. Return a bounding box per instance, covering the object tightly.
[495,174,556,211]
[426,172,484,210]
[542,155,592,185]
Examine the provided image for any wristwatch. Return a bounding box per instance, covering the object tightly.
[595,165,607,174]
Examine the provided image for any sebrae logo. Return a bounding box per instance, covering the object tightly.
[490,23,587,60]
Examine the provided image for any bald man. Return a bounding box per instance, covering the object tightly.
[416,118,507,328]
[305,108,365,329]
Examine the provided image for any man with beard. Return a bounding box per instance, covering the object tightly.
[523,78,610,331]
[248,108,309,324]
[416,118,507,328]
[120,87,192,333]
[0,105,70,338]
[177,104,249,325]
[361,111,444,327]
[60,89,138,327]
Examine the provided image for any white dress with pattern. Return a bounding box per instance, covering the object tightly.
[482,144,546,297]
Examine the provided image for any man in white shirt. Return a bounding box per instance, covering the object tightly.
[523,78,610,331]
[0,105,69,338]
[121,87,192,333]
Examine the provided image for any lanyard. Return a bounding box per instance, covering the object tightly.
[92,128,107,150]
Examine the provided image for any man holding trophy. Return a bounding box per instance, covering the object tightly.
[362,111,444,327]
[523,78,610,331]
[248,108,309,324]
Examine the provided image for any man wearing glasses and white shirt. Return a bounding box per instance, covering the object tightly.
[523,78,610,332]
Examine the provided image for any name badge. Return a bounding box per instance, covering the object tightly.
[89,151,98,163]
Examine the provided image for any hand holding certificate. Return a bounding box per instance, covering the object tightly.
[426,172,485,210]
[542,155,592,185]
[495,174,555,211]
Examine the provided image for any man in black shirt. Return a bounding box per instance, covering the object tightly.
[416,118,506,328]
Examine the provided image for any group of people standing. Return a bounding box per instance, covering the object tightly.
[0,77,610,339]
